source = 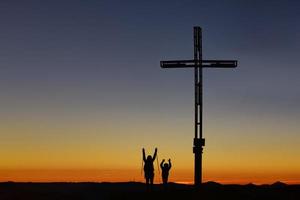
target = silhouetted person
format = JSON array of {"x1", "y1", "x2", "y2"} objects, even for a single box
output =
[
  {"x1": 142, "y1": 148, "x2": 157, "y2": 187},
  {"x1": 160, "y1": 159, "x2": 172, "y2": 186}
]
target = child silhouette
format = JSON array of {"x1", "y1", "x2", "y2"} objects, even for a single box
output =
[{"x1": 160, "y1": 158, "x2": 172, "y2": 185}]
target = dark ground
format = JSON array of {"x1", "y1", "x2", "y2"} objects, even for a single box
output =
[{"x1": 0, "y1": 181, "x2": 299, "y2": 200}]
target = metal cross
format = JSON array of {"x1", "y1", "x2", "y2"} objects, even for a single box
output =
[{"x1": 160, "y1": 26, "x2": 237, "y2": 186}]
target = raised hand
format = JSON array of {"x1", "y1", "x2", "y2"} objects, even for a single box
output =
[{"x1": 142, "y1": 148, "x2": 146, "y2": 161}]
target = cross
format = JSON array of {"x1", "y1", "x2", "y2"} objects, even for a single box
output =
[{"x1": 160, "y1": 27, "x2": 237, "y2": 187}]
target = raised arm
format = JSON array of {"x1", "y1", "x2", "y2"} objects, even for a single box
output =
[
  {"x1": 142, "y1": 148, "x2": 146, "y2": 162},
  {"x1": 168, "y1": 159, "x2": 172, "y2": 169},
  {"x1": 152, "y1": 148, "x2": 157, "y2": 161},
  {"x1": 160, "y1": 159, "x2": 165, "y2": 169}
]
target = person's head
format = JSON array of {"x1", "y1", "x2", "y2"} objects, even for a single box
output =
[
  {"x1": 164, "y1": 163, "x2": 169, "y2": 168},
  {"x1": 147, "y1": 155, "x2": 152, "y2": 161}
]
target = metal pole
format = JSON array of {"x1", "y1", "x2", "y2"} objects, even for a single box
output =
[
  {"x1": 193, "y1": 26, "x2": 199, "y2": 186},
  {"x1": 193, "y1": 26, "x2": 203, "y2": 187},
  {"x1": 194, "y1": 27, "x2": 198, "y2": 139},
  {"x1": 198, "y1": 27, "x2": 203, "y2": 186}
]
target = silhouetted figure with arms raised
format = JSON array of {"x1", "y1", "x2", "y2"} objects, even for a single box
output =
[
  {"x1": 142, "y1": 148, "x2": 157, "y2": 187},
  {"x1": 160, "y1": 159, "x2": 172, "y2": 186}
]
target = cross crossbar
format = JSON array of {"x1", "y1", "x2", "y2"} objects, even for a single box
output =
[{"x1": 160, "y1": 60, "x2": 237, "y2": 68}]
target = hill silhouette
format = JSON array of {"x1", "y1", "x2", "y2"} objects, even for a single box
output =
[{"x1": 0, "y1": 181, "x2": 300, "y2": 200}]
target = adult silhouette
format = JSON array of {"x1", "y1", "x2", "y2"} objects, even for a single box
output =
[
  {"x1": 142, "y1": 148, "x2": 157, "y2": 186},
  {"x1": 160, "y1": 159, "x2": 172, "y2": 186}
]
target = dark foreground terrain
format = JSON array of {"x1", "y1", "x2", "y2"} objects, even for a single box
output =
[{"x1": 0, "y1": 181, "x2": 299, "y2": 200}]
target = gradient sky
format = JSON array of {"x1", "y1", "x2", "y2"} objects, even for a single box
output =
[{"x1": 0, "y1": 0, "x2": 300, "y2": 184}]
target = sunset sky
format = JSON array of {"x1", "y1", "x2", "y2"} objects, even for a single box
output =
[{"x1": 0, "y1": 0, "x2": 300, "y2": 184}]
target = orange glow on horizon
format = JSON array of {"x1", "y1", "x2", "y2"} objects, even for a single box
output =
[{"x1": 1, "y1": 110, "x2": 300, "y2": 185}]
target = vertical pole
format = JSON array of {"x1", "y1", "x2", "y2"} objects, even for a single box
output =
[
  {"x1": 193, "y1": 26, "x2": 199, "y2": 186},
  {"x1": 194, "y1": 27, "x2": 199, "y2": 139},
  {"x1": 198, "y1": 27, "x2": 204, "y2": 186},
  {"x1": 193, "y1": 26, "x2": 204, "y2": 187}
]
